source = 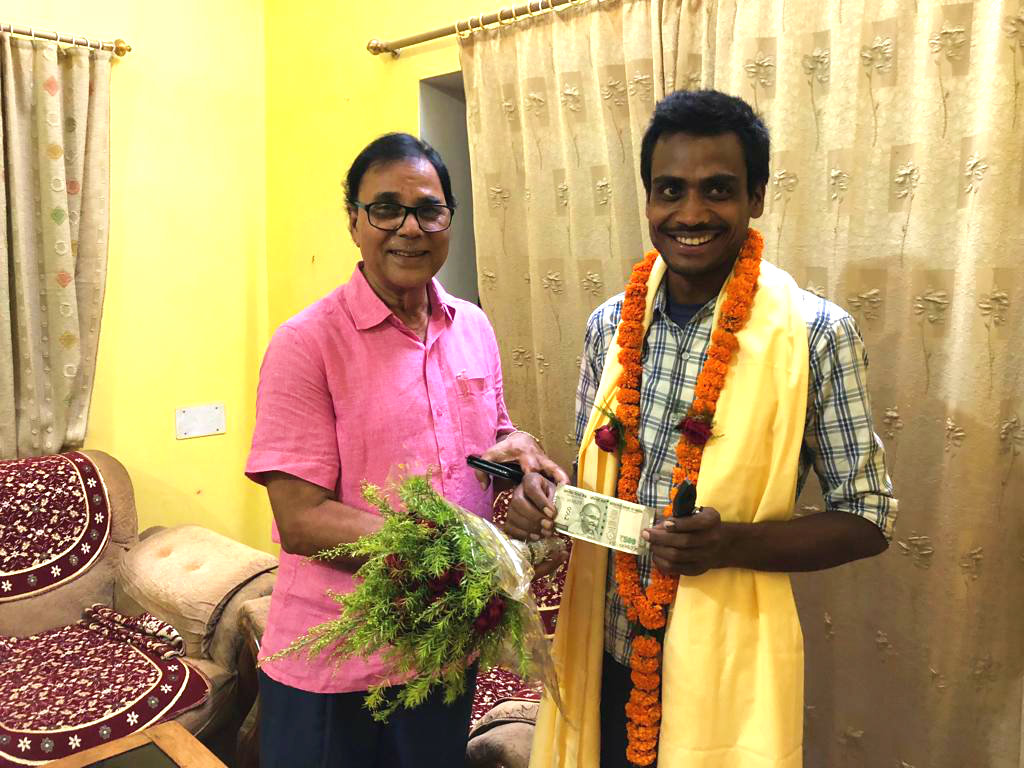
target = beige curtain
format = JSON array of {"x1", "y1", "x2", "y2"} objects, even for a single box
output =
[
  {"x1": 0, "y1": 33, "x2": 111, "y2": 458},
  {"x1": 461, "y1": 0, "x2": 1024, "y2": 765}
]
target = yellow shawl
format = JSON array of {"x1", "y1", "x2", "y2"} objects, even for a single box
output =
[{"x1": 530, "y1": 253, "x2": 809, "y2": 768}]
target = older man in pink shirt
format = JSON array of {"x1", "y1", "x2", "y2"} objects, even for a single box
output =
[{"x1": 246, "y1": 133, "x2": 567, "y2": 768}]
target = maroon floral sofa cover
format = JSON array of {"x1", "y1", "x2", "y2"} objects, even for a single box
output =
[
  {"x1": 0, "y1": 451, "x2": 276, "y2": 767},
  {"x1": 0, "y1": 606, "x2": 208, "y2": 765}
]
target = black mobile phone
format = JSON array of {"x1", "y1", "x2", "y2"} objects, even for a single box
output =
[
  {"x1": 466, "y1": 455, "x2": 525, "y2": 484},
  {"x1": 672, "y1": 480, "x2": 698, "y2": 518}
]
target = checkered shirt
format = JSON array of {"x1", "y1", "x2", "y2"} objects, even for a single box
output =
[{"x1": 573, "y1": 278, "x2": 898, "y2": 664}]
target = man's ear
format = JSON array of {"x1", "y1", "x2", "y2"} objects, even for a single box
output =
[
  {"x1": 749, "y1": 183, "x2": 766, "y2": 218},
  {"x1": 347, "y1": 206, "x2": 359, "y2": 245}
]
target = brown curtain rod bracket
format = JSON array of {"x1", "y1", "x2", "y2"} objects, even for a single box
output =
[
  {"x1": 367, "y1": 0, "x2": 592, "y2": 57},
  {"x1": 0, "y1": 22, "x2": 131, "y2": 56}
]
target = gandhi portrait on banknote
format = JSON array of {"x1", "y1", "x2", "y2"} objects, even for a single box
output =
[{"x1": 578, "y1": 502, "x2": 605, "y2": 538}]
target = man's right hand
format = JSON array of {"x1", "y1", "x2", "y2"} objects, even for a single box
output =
[{"x1": 505, "y1": 471, "x2": 559, "y2": 542}]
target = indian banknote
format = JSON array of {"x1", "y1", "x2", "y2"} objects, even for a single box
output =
[{"x1": 553, "y1": 485, "x2": 656, "y2": 555}]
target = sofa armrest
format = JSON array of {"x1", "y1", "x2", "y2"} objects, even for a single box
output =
[
  {"x1": 239, "y1": 594, "x2": 272, "y2": 650},
  {"x1": 466, "y1": 700, "x2": 538, "y2": 768},
  {"x1": 115, "y1": 525, "x2": 277, "y2": 659},
  {"x1": 235, "y1": 594, "x2": 272, "y2": 768},
  {"x1": 83, "y1": 450, "x2": 139, "y2": 547},
  {"x1": 208, "y1": 573, "x2": 276, "y2": 671}
]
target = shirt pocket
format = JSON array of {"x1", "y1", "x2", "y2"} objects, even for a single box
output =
[{"x1": 454, "y1": 373, "x2": 499, "y2": 454}]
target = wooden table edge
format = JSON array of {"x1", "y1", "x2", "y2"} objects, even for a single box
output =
[{"x1": 45, "y1": 721, "x2": 224, "y2": 767}]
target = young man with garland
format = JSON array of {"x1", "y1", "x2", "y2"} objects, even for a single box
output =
[{"x1": 505, "y1": 90, "x2": 897, "y2": 767}]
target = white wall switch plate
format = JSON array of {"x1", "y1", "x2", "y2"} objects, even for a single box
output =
[{"x1": 175, "y1": 403, "x2": 226, "y2": 440}]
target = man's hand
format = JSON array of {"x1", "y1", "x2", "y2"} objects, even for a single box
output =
[
  {"x1": 474, "y1": 432, "x2": 571, "y2": 489},
  {"x1": 533, "y1": 547, "x2": 569, "y2": 579},
  {"x1": 643, "y1": 507, "x2": 725, "y2": 577},
  {"x1": 505, "y1": 472, "x2": 558, "y2": 542}
]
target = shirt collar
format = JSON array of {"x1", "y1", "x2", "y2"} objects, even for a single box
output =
[{"x1": 344, "y1": 264, "x2": 457, "y2": 332}]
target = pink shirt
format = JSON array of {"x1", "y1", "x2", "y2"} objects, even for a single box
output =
[{"x1": 246, "y1": 265, "x2": 514, "y2": 693}]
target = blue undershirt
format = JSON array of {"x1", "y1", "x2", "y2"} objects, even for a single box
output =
[{"x1": 665, "y1": 296, "x2": 705, "y2": 328}]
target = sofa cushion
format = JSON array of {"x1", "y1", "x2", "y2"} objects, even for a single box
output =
[
  {"x1": 0, "y1": 614, "x2": 207, "y2": 766},
  {"x1": 0, "y1": 451, "x2": 136, "y2": 637},
  {"x1": 117, "y1": 525, "x2": 277, "y2": 658}
]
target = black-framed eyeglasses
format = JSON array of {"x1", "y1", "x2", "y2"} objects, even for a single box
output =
[{"x1": 354, "y1": 201, "x2": 455, "y2": 233}]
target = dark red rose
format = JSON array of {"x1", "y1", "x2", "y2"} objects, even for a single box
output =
[
  {"x1": 594, "y1": 424, "x2": 620, "y2": 452},
  {"x1": 448, "y1": 566, "x2": 464, "y2": 587},
  {"x1": 427, "y1": 572, "x2": 451, "y2": 594},
  {"x1": 485, "y1": 595, "x2": 505, "y2": 621},
  {"x1": 680, "y1": 418, "x2": 713, "y2": 446},
  {"x1": 473, "y1": 596, "x2": 507, "y2": 634}
]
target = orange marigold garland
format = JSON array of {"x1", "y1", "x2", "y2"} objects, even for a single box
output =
[{"x1": 609, "y1": 229, "x2": 763, "y2": 767}]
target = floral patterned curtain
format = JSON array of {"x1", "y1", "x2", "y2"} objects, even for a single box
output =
[
  {"x1": 0, "y1": 34, "x2": 111, "y2": 457},
  {"x1": 461, "y1": 0, "x2": 1024, "y2": 764}
]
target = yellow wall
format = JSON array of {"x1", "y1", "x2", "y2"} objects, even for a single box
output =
[
  {"x1": 5, "y1": 0, "x2": 272, "y2": 549},
  {"x1": 264, "y1": 1, "x2": 483, "y2": 328},
  {"x1": 3, "y1": 1, "x2": 481, "y2": 550}
]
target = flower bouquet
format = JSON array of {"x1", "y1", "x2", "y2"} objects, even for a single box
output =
[{"x1": 271, "y1": 473, "x2": 559, "y2": 721}]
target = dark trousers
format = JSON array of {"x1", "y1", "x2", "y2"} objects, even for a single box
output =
[
  {"x1": 258, "y1": 667, "x2": 477, "y2": 768},
  {"x1": 600, "y1": 652, "x2": 633, "y2": 768}
]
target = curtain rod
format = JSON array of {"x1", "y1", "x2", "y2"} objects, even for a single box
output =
[
  {"x1": 367, "y1": 0, "x2": 592, "y2": 58},
  {"x1": 0, "y1": 22, "x2": 131, "y2": 56}
]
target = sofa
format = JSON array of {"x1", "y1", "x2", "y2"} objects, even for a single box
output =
[{"x1": 0, "y1": 450, "x2": 277, "y2": 765}]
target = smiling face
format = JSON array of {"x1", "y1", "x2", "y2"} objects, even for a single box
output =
[
  {"x1": 347, "y1": 156, "x2": 451, "y2": 298},
  {"x1": 645, "y1": 131, "x2": 765, "y2": 303}
]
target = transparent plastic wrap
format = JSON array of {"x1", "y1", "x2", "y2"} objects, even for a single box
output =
[
  {"x1": 265, "y1": 470, "x2": 563, "y2": 721},
  {"x1": 459, "y1": 505, "x2": 564, "y2": 707}
]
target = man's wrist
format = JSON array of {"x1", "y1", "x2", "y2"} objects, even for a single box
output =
[
  {"x1": 716, "y1": 521, "x2": 746, "y2": 569},
  {"x1": 504, "y1": 428, "x2": 542, "y2": 448}
]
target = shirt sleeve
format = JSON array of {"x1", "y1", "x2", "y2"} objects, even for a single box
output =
[
  {"x1": 245, "y1": 324, "x2": 340, "y2": 492},
  {"x1": 574, "y1": 303, "x2": 614, "y2": 447},
  {"x1": 803, "y1": 314, "x2": 897, "y2": 539}
]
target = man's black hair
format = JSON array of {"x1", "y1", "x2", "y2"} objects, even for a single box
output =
[
  {"x1": 640, "y1": 90, "x2": 770, "y2": 197},
  {"x1": 344, "y1": 132, "x2": 456, "y2": 209}
]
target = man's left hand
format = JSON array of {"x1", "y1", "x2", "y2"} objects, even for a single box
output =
[
  {"x1": 475, "y1": 432, "x2": 571, "y2": 489},
  {"x1": 532, "y1": 547, "x2": 569, "y2": 579},
  {"x1": 643, "y1": 507, "x2": 727, "y2": 577}
]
